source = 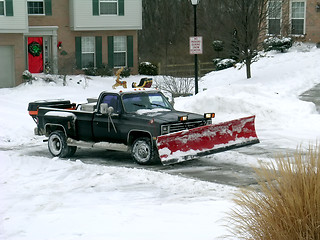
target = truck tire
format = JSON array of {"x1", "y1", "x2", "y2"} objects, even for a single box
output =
[
  {"x1": 48, "y1": 130, "x2": 77, "y2": 158},
  {"x1": 131, "y1": 137, "x2": 159, "y2": 165}
]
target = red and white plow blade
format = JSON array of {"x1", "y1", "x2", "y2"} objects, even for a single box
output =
[{"x1": 156, "y1": 115, "x2": 259, "y2": 165}]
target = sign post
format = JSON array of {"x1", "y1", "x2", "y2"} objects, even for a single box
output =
[{"x1": 190, "y1": 36, "x2": 202, "y2": 94}]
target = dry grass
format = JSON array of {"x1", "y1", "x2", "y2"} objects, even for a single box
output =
[{"x1": 229, "y1": 145, "x2": 320, "y2": 240}]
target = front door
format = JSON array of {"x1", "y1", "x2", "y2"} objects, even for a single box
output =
[
  {"x1": 93, "y1": 94, "x2": 124, "y2": 142},
  {"x1": 28, "y1": 37, "x2": 43, "y2": 73}
]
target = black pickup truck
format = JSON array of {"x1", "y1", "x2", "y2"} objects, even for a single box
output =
[{"x1": 28, "y1": 89, "x2": 214, "y2": 165}]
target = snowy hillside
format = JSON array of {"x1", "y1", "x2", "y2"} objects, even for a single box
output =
[
  {"x1": 1, "y1": 43, "x2": 320, "y2": 240},
  {"x1": 175, "y1": 44, "x2": 320, "y2": 153}
]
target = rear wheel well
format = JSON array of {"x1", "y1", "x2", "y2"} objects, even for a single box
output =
[{"x1": 45, "y1": 124, "x2": 66, "y2": 137}]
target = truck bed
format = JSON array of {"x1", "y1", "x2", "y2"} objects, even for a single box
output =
[{"x1": 28, "y1": 99, "x2": 98, "y2": 141}]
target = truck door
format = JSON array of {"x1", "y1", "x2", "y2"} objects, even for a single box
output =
[{"x1": 93, "y1": 94, "x2": 124, "y2": 143}]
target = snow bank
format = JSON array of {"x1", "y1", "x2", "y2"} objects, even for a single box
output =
[
  {"x1": 0, "y1": 44, "x2": 320, "y2": 239},
  {"x1": 175, "y1": 45, "x2": 320, "y2": 149}
]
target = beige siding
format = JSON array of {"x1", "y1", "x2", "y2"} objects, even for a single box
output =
[
  {"x1": 69, "y1": 0, "x2": 75, "y2": 29},
  {"x1": 0, "y1": 0, "x2": 28, "y2": 33},
  {"x1": 70, "y1": 0, "x2": 142, "y2": 31}
]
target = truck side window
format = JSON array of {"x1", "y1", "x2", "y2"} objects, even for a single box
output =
[{"x1": 102, "y1": 95, "x2": 121, "y2": 113}]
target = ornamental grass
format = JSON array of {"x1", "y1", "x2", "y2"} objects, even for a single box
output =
[{"x1": 229, "y1": 145, "x2": 320, "y2": 240}]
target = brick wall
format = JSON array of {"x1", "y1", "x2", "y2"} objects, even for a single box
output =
[
  {"x1": 306, "y1": 0, "x2": 320, "y2": 43},
  {"x1": 262, "y1": 0, "x2": 320, "y2": 44},
  {"x1": 28, "y1": 0, "x2": 139, "y2": 75}
]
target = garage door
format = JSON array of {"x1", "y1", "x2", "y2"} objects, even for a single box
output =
[{"x1": 0, "y1": 46, "x2": 15, "y2": 88}]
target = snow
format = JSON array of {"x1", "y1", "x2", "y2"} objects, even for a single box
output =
[
  {"x1": 136, "y1": 108, "x2": 171, "y2": 115},
  {"x1": 175, "y1": 44, "x2": 320, "y2": 151},
  {"x1": 1, "y1": 43, "x2": 320, "y2": 239},
  {"x1": 157, "y1": 116, "x2": 259, "y2": 163},
  {"x1": 45, "y1": 111, "x2": 77, "y2": 118}
]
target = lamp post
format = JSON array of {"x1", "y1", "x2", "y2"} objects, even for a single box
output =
[{"x1": 191, "y1": 0, "x2": 200, "y2": 95}]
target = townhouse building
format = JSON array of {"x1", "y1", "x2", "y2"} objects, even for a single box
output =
[
  {"x1": 267, "y1": 0, "x2": 320, "y2": 42},
  {"x1": 0, "y1": 0, "x2": 142, "y2": 88}
]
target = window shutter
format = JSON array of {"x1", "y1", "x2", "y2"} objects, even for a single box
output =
[
  {"x1": 95, "y1": 36, "x2": 102, "y2": 68},
  {"x1": 44, "y1": 0, "x2": 52, "y2": 16},
  {"x1": 5, "y1": 0, "x2": 13, "y2": 16},
  {"x1": 92, "y1": 0, "x2": 99, "y2": 16},
  {"x1": 118, "y1": 0, "x2": 124, "y2": 16},
  {"x1": 75, "y1": 37, "x2": 82, "y2": 69},
  {"x1": 127, "y1": 36, "x2": 133, "y2": 68},
  {"x1": 108, "y1": 36, "x2": 114, "y2": 68}
]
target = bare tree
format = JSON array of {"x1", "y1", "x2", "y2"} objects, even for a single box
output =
[
  {"x1": 154, "y1": 75, "x2": 194, "y2": 96},
  {"x1": 139, "y1": 0, "x2": 193, "y2": 68},
  {"x1": 139, "y1": 0, "x2": 292, "y2": 79},
  {"x1": 138, "y1": 0, "x2": 222, "y2": 69},
  {"x1": 219, "y1": 0, "x2": 268, "y2": 79}
]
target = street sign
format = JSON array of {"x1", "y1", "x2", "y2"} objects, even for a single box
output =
[{"x1": 189, "y1": 36, "x2": 203, "y2": 55}]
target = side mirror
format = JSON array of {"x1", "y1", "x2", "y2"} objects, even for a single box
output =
[
  {"x1": 100, "y1": 103, "x2": 108, "y2": 114},
  {"x1": 108, "y1": 106, "x2": 114, "y2": 115}
]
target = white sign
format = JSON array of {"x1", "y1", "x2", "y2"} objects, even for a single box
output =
[{"x1": 189, "y1": 36, "x2": 203, "y2": 55}]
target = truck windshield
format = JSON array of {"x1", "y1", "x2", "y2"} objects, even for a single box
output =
[{"x1": 122, "y1": 92, "x2": 173, "y2": 113}]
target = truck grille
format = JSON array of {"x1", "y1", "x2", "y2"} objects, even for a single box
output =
[{"x1": 161, "y1": 120, "x2": 206, "y2": 135}]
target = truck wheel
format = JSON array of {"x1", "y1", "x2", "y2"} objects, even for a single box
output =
[
  {"x1": 131, "y1": 137, "x2": 159, "y2": 165},
  {"x1": 48, "y1": 130, "x2": 75, "y2": 158}
]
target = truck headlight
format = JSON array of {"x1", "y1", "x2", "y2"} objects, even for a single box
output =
[
  {"x1": 204, "y1": 113, "x2": 215, "y2": 119},
  {"x1": 161, "y1": 125, "x2": 169, "y2": 134},
  {"x1": 178, "y1": 116, "x2": 188, "y2": 121}
]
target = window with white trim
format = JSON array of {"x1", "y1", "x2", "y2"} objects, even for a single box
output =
[
  {"x1": 291, "y1": 1, "x2": 305, "y2": 35},
  {"x1": 114, "y1": 36, "x2": 127, "y2": 67},
  {"x1": 81, "y1": 37, "x2": 95, "y2": 68},
  {"x1": 27, "y1": 0, "x2": 44, "y2": 15},
  {"x1": 100, "y1": 0, "x2": 118, "y2": 15},
  {"x1": 0, "y1": 0, "x2": 5, "y2": 15},
  {"x1": 268, "y1": 0, "x2": 282, "y2": 35}
]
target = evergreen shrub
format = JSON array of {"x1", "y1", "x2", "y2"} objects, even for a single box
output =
[
  {"x1": 83, "y1": 67, "x2": 98, "y2": 76},
  {"x1": 138, "y1": 62, "x2": 158, "y2": 76},
  {"x1": 264, "y1": 37, "x2": 293, "y2": 52},
  {"x1": 84, "y1": 64, "x2": 113, "y2": 76},
  {"x1": 22, "y1": 70, "x2": 33, "y2": 82},
  {"x1": 212, "y1": 40, "x2": 224, "y2": 52},
  {"x1": 213, "y1": 58, "x2": 236, "y2": 71},
  {"x1": 120, "y1": 67, "x2": 131, "y2": 78},
  {"x1": 97, "y1": 64, "x2": 113, "y2": 76}
]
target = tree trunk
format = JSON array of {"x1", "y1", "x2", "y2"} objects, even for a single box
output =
[{"x1": 246, "y1": 59, "x2": 251, "y2": 79}]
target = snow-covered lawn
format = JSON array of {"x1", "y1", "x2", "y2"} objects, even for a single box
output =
[{"x1": 1, "y1": 43, "x2": 320, "y2": 239}]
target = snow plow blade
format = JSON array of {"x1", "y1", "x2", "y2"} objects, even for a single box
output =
[{"x1": 156, "y1": 115, "x2": 259, "y2": 165}]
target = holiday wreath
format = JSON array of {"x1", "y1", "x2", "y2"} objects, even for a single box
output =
[{"x1": 28, "y1": 41, "x2": 42, "y2": 57}]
